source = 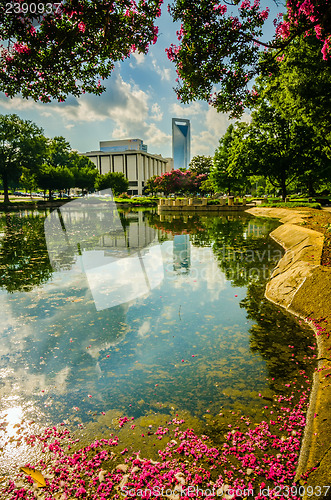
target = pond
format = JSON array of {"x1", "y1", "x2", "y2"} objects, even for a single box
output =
[{"x1": 0, "y1": 202, "x2": 317, "y2": 476}]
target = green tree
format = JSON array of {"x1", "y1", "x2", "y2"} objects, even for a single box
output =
[
  {"x1": 1, "y1": 1, "x2": 330, "y2": 117},
  {"x1": 47, "y1": 136, "x2": 71, "y2": 168},
  {"x1": 144, "y1": 175, "x2": 159, "y2": 196},
  {"x1": 20, "y1": 167, "x2": 38, "y2": 196},
  {"x1": 37, "y1": 136, "x2": 72, "y2": 199},
  {"x1": 189, "y1": 155, "x2": 213, "y2": 176},
  {"x1": 95, "y1": 171, "x2": 129, "y2": 195},
  {"x1": 200, "y1": 177, "x2": 215, "y2": 196},
  {"x1": 37, "y1": 165, "x2": 75, "y2": 198},
  {"x1": 238, "y1": 101, "x2": 331, "y2": 199},
  {"x1": 260, "y1": 35, "x2": 331, "y2": 153},
  {"x1": 0, "y1": 114, "x2": 46, "y2": 203},
  {"x1": 211, "y1": 123, "x2": 249, "y2": 196},
  {"x1": 69, "y1": 152, "x2": 98, "y2": 192}
]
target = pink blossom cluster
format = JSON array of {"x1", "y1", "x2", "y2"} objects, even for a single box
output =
[
  {"x1": 213, "y1": 4, "x2": 227, "y2": 15},
  {"x1": 12, "y1": 42, "x2": 31, "y2": 54},
  {"x1": 277, "y1": 0, "x2": 331, "y2": 60}
]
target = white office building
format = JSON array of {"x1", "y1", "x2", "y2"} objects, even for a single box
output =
[{"x1": 83, "y1": 139, "x2": 173, "y2": 195}]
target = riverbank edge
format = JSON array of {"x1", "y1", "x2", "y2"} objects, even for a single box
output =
[{"x1": 246, "y1": 207, "x2": 331, "y2": 494}]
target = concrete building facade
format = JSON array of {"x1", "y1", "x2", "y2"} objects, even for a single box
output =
[
  {"x1": 83, "y1": 140, "x2": 173, "y2": 195},
  {"x1": 100, "y1": 138, "x2": 147, "y2": 153},
  {"x1": 172, "y1": 118, "x2": 191, "y2": 170}
]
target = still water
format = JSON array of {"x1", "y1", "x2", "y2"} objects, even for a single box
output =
[{"x1": 0, "y1": 204, "x2": 316, "y2": 470}]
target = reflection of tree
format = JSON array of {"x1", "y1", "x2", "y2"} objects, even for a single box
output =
[
  {"x1": 0, "y1": 213, "x2": 53, "y2": 292},
  {"x1": 146, "y1": 211, "x2": 317, "y2": 396},
  {"x1": 240, "y1": 282, "x2": 316, "y2": 393},
  {"x1": 212, "y1": 223, "x2": 282, "y2": 287},
  {"x1": 146, "y1": 212, "x2": 282, "y2": 287},
  {"x1": 145, "y1": 212, "x2": 204, "y2": 236}
]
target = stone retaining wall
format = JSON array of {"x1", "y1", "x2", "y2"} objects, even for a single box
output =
[{"x1": 246, "y1": 207, "x2": 331, "y2": 496}]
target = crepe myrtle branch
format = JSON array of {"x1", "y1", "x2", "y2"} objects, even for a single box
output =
[
  {"x1": 0, "y1": 0, "x2": 330, "y2": 115},
  {"x1": 165, "y1": 0, "x2": 331, "y2": 117}
]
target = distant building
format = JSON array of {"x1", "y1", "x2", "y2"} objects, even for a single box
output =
[
  {"x1": 100, "y1": 138, "x2": 147, "y2": 153},
  {"x1": 83, "y1": 139, "x2": 173, "y2": 196},
  {"x1": 172, "y1": 118, "x2": 190, "y2": 170}
]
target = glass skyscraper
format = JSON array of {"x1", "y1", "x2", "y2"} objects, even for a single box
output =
[{"x1": 172, "y1": 118, "x2": 190, "y2": 169}]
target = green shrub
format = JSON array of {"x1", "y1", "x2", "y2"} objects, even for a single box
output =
[
  {"x1": 260, "y1": 202, "x2": 321, "y2": 209},
  {"x1": 114, "y1": 197, "x2": 158, "y2": 206}
]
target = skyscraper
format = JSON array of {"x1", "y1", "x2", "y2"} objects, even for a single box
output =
[{"x1": 172, "y1": 118, "x2": 190, "y2": 169}]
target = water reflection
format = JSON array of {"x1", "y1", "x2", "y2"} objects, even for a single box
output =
[
  {"x1": 0, "y1": 208, "x2": 317, "y2": 469},
  {"x1": 44, "y1": 193, "x2": 164, "y2": 310},
  {"x1": 0, "y1": 211, "x2": 52, "y2": 292}
]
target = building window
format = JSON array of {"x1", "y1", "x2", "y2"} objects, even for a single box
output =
[{"x1": 129, "y1": 181, "x2": 138, "y2": 186}]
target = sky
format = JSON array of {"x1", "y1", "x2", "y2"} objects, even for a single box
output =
[{"x1": 0, "y1": 1, "x2": 283, "y2": 160}]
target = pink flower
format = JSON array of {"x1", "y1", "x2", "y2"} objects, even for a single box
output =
[{"x1": 78, "y1": 22, "x2": 86, "y2": 33}]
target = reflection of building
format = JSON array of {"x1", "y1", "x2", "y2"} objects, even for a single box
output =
[
  {"x1": 97, "y1": 212, "x2": 158, "y2": 254},
  {"x1": 83, "y1": 139, "x2": 173, "y2": 196},
  {"x1": 173, "y1": 234, "x2": 191, "y2": 273},
  {"x1": 172, "y1": 118, "x2": 190, "y2": 170},
  {"x1": 246, "y1": 222, "x2": 268, "y2": 237}
]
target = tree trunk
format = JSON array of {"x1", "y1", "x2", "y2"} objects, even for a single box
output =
[
  {"x1": 281, "y1": 177, "x2": 287, "y2": 201},
  {"x1": 48, "y1": 189, "x2": 52, "y2": 201},
  {"x1": 307, "y1": 174, "x2": 315, "y2": 197},
  {"x1": 2, "y1": 172, "x2": 10, "y2": 204}
]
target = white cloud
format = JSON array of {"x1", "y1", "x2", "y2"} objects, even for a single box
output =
[
  {"x1": 144, "y1": 122, "x2": 171, "y2": 151},
  {"x1": 191, "y1": 107, "x2": 251, "y2": 157},
  {"x1": 130, "y1": 52, "x2": 146, "y2": 66},
  {"x1": 171, "y1": 101, "x2": 203, "y2": 117},
  {"x1": 151, "y1": 58, "x2": 172, "y2": 81},
  {"x1": 151, "y1": 102, "x2": 163, "y2": 121}
]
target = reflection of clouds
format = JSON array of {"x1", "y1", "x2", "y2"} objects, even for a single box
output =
[
  {"x1": 138, "y1": 320, "x2": 151, "y2": 338},
  {"x1": 84, "y1": 244, "x2": 164, "y2": 311},
  {"x1": 160, "y1": 305, "x2": 177, "y2": 321},
  {"x1": 0, "y1": 368, "x2": 47, "y2": 397},
  {"x1": 54, "y1": 366, "x2": 71, "y2": 393},
  {"x1": 0, "y1": 267, "x2": 131, "y2": 400}
]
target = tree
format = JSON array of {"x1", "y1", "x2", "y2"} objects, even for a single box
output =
[
  {"x1": 0, "y1": 0, "x2": 162, "y2": 103},
  {"x1": 37, "y1": 136, "x2": 72, "y2": 199},
  {"x1": 144, "y1": 174, "x2": 159, "y2": 196},
  {"x1": 37, "y1": 165, "x2": 75, "y2": 198},
  {"x1": 69, "y1": 152, "x2": 98, "y2": 192},
  {"x1": 259, "y1": 34, "x2": 331, "y2": 151},
  {"x1": 234, "y1": 101, "x2": 331, "y2": 199},
  {"x1": 211, "y1": 123, "x2": 249, "y2": 195},
  {"x1": 166, "y1": 0, "x2": 331, "y2": 117},
  {"x1": 20, "y1": 167, "x2": 38, "y2": 196},
  {"x1": 95, "y1": 171, "x2": 129, "y2": 195},
  {"x1": 0, "y1": 114, "x2": 46, "y2": 203},
  {"x1": 153, "y1": 169, "x2": 207, "y2": 196},
  {"x1": 200, "y1": 177, "x2": 215, "y2": 196},
  {"x1": 189, "y1": 155, "x2": 213, "y2": 176}
]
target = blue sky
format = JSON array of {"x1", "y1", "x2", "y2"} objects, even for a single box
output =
[{"x1": 0, "y1": 1, "x2": 283, "y2": 160}]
